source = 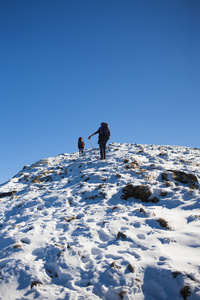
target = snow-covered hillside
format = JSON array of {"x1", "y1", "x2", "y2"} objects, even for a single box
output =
[{"x1": 0, "y1": 143, "x2": 200, "y2": 300}]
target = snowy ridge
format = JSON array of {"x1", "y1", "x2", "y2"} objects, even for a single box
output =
[{"x1": 0, "y1": 143, "x2": 200, "y2": 300}]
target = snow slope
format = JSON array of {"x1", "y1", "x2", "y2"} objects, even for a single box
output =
[{"x1": 0, "y1": 143, "x2": 200, "y2": 300}]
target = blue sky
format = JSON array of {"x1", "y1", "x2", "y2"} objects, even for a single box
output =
[{"x1": 1, "y1": 0, "x2": 200, "y2": 184}]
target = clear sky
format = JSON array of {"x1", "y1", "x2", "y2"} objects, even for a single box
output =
[{"x1": 1, "y1": 0, "x2": 200, "y2": 184}]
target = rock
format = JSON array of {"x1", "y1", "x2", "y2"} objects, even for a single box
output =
[
  {"x1": 116, "y1": 232, "x2": 127, "y2": 240},
  {"x1": 128, "y1": 263, "x2": 134, "y2": 272},
  {"x1": 54, "y1": 243, "x2": 65, "y2": 249},
  {"x1": 161, "y1": 173, "x2": 169, "y2": 181},
  {"x1": 157, "y1": 218, "x2": 170, "y2": 230},
  {"x1": 149, "y1": 197, "x2": 159, "y2": 203},
  {"x1": 121, "y1": 184, "x2": 135, "y2": 199},
  {"x1": 161, "y1": 170, "x2": 198, "y2": 185},
  {"x1": 123, "y1": 158, "x2": 129, "y2": 163},
  {"x1": 0, "y1": 191, "x2": 17, "y2": 198},
  {"x1": 170, "y1": 170, "x2": 198, "y2": 184},
  {"x1": 172, "y1": 271, "x2": 181, "y2": 278},
  {"x1": 160, "y1": 191, "x2": 168, "y2": 197},
  {"x1": 139, "y1": 207, "x2": 146, "y2": 214},
  {"x1": 30, "y1": 280, "x2": 43, "y2": 289},
  {"x1": 189, "y1": 184, "x2": 199, "y2": 190},
  {"x1": 116, "y1": 173, "x2": 122, "y2": 178},
  {"x1": 13, "y1": 244, "x2": 21, "y2": 249},
  {"x1": 110, "y1": 261, "x2": 121, "y2": 269},
  {"x1": 121, "y1": 184, "x2": 152, "y2": 202},
  {"x1": 180, "y1": 285, "x2": 191, "y2": 300},
  {"x1": 125, "y1": 159, "x2": 140, "y2": 170},
  {"x1": 63, "y1": 216, "x2": 77, "y2": 222}
]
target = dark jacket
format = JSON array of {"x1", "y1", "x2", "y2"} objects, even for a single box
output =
[{"x1": 94, "y1": 128, "x2": 109, "y2": 144}]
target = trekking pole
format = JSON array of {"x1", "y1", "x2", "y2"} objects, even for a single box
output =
[{"x1": 89, "y1": 138, "x2": 98, "y2": 160}]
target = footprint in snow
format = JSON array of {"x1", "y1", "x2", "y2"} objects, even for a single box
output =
[
  {"x1": 20, "y1": 237, "x2": 31, "y2": 244},
  {"x1": 86, "y1": 218, "x2": 95, "y2": 222},
  {"x1": 121, "y1": 227, "x2": 129, "y2": 231},
  {"x1": 157, "y1": 256, "x2": 168, "y2": 266},
  {"x1": 118, "y1": 249, "x2": 141, "y2": 260},
  {"x1": 133, "y1": 222, "x2": 141, "y2": 228},
  {"x1": 137, "y1": 234, "x2": 146, "y2": 240},
  {"x1": 91, "y1": 247, "x2": 102, "y2": 256},
  {"x1": 45, "y1": 262, "x2": 60, "y2": 279},
  {"x1": 97, "y1": 229, "x2": 111, "y2": 242},
  {"x1": 91, "y1": 247, "x2": 103, "y2": 260}
]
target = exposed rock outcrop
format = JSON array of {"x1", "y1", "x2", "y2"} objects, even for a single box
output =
[{"x1": 121, "y1": 184, "x2": 158, "y2": 202}]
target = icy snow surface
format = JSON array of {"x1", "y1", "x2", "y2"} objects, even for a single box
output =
[{"x1": 0, "y1": 143, "x2": 200, "y2": 300}]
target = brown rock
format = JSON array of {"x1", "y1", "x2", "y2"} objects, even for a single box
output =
[
  {"x1": 116, "y1": 232, "x2": 127, "y2": 240},
  {"x1": 30, "y1": 280, "x2": 42, "y2": 289},
  {"x1": 0, "y1": 191, "x2": 17, "y2": 198},
  {"x1": 122, "y1": 184, "x2": 152, "y2": 202},
  {"x1": 161, "y1": 173, "x2": 169, "y2": 181},
  {"x1": 170, "y1": 170, "x2": 198, "y2": 184},
  {"x1": 128, "y1": 263, "x2": 134, "y2": 272}
]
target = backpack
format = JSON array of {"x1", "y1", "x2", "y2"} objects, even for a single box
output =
[
  {"x1": 99, "y1": 122, "x2": 110, "y2": 139},
  {"x1": 78, "y1": 137, "x2": 84, "y2": 149}
]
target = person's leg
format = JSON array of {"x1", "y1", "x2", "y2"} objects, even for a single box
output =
[
  {"x1": 99, "y1": 143, "x2": 103, "y2": 159},
  {"x1": 103, "y1": 143, "x2": 106, "y2": 159},
  {"x1": 100, "y1": 142, "x2": 106, "y2": 159}
]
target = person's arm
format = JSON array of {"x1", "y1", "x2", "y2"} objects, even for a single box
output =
[{"x1": 88, "y1": 129, "x2": 99, "y2": 139}]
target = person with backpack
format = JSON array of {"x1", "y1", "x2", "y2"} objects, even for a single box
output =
[
  {"x1": 88, "y1": 122, "x2": 110, "y2": 160},
  {"x1": 78, "y1": 137, "x2": 85, "y2": 154}
]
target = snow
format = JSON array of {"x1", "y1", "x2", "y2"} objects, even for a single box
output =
[{"x1": 0, "y1": 142, "x2": 200, "y2": 299}]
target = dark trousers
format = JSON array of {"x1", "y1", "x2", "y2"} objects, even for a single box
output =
[{"x1": 99, "y1": 141, "x2": 106, "y2": 160}]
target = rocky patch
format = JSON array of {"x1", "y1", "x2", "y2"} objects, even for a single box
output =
[
  {"x1": 121, "y1": 183, "x2": 157, "y2": 202},
  {"x1": 162, "y1": 170, "x2": 198, "y2": 185},
  {"x1": 0, "y1": 191, "x2": 17, "y2": 198}
]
